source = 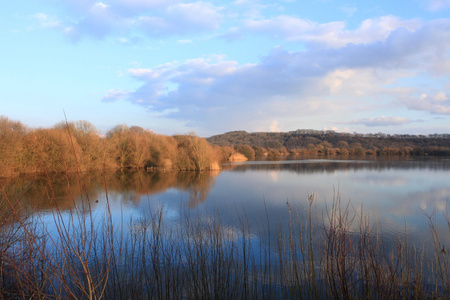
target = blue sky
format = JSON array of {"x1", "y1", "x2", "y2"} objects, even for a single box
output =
[{"x1": 1, "y1": 0, "x2": 450, "y2": 136}]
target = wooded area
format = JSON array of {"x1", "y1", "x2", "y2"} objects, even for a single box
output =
[
  {"x1": 0, "y1": 116, "x2": 228, "y2": 176},
  {"x1": 2, "y1": 116, "x2": 450, "y2": 177},
  {"x1": 207, "y1": 129, "x2": 450, "y2": 157}
]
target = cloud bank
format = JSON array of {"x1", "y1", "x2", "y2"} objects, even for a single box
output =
[
  {"x1": 53, "y1": 0, "x2": 224, "y2": 41},
  {"x1": 350, "y1": 116, "x2": 412, "y2": 127},
  {"x1": 101, "y1": 17, "x2": 450, "y2": 133},
  {"x1": 33, "y1": 1, "x2": 450, "y2": 134}
]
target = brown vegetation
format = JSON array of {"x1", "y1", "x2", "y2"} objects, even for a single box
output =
[
  {"x1": 208, "y1": 129, "x2": 450, "y2": 157},
  {"x1": 3, "y1": 115, "x2": 450, "y2": 177},
  {"x1": 0, "y1": 116, "x2": 228, "y2": 176},
  {"x1": 228, "y1": 153, "x2": 248, "y2": 162}
]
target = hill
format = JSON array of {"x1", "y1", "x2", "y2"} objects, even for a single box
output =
[{"x1": 207, "y1": 130, "x2": 450, "y2": 156}]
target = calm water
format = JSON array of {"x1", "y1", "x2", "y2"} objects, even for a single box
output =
[
  {"x1": 5, "y1": 157, "x2": 450, "y2": 252},
  {"x1": 3, "y1": 157, "x2": 449, "y2": 298}
]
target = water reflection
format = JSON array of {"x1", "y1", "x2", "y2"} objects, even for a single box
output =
[
  {"x1": 224, "y1": 157, "x2": 450, "y2": 173},
  {"x1": 2, "y1": 158, "x2": 449, "y2": 298},
  {"x1": 2, "y1": 158, "x2": 449, "y2": 250},
  {"x1": 214, "y1": 158, "x2": 449, "y2": 253},
  {"x1": 0, "y1": 169, "x2": 219, "y2": 214}
]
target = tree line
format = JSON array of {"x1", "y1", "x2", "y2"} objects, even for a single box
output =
[
  {"x1": 2, "y1": 116, "x2": 450, "y2": 177},
  {"x1": 0, "y1": 116, "x2": 231, "y2": 176},
  {"x1": 207, "y1": 130, "x2": 450, "y2": 158}
]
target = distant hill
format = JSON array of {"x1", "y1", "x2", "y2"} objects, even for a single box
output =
[{"x1": 207, "y1": 130, "x2": 450, "y2": 156}]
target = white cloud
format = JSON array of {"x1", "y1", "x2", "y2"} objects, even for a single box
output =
[
  {"x1": 62, "y1": 1, "x2": 120, "y2": 40},
  {"x1": 129, "y1": 68, "x2": 153, "y2": 77},
  {"x1": 177, "y1": 39, "x2": 193, "y2": 44},
  {"x1": 138, "y1": 2, "x2": 223, "y2": 36},
  {"x1": 110, "y1": 0, "x2": 179, "y2": 10},
  {"x1": 101, "y1": 89, "x2": 130, "y2": 102},
  {"x1": 168, "y1": 2, "x2": 222, "y2": 26},
  {"x1": 92, "y1": 2, "x2": 109, "y2": 10},
  {"x1": 350, "y1": 116, "x2": 412, "y2": 127},
  {"x1": 231, "y1": 0, "x2": 267, "y2": 19},
  {"x1": 37, "y1": 2, "x2": 449, "y2": 133},
  {"x1": 61, "y1": 0, "x2": 174, "y2": 14},
  {"x1": 269, "y1": 120, "x2": 282, "y2": 132},
  {"x1": 241, "y1": 15, "x2": 422, "y2": 48},
  {"x1": 402, "y1": 92, "x2": 450, "y2": 114},
  {"x1": 116, "y1": 18, "x2": 450, "y2": 133},
  {"x1": 34, "y1": 13, "x2": 61, "y2": 28},
  {"x1": 339, "y1": 5, "x2": 357, "y2": 17},
  {"x1": 244, "y1": 15, "x2": 343, "y2": 41},
  {"x1": 55, "y1": 0, "x2": 223, "y2": 40}
]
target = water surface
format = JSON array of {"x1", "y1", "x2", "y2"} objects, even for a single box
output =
[{"x1": 6, "y1": 157, "x2": 449, "y2": 252}]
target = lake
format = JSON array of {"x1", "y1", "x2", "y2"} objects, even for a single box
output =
[
  {"x1": 2, "y1": 156, "x2": 450, "y2": 298},
  {"x1": 8, "y1": 156, "x2": 450, "y2": 256}
]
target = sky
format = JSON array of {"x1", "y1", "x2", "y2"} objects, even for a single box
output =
[{"x1": 1, "y1": 0, "x2": 450, "y2": 137}]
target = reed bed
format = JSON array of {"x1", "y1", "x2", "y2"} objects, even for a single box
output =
[{"x1": 0, "y1": 171, "x2": 449, "y2": 299}]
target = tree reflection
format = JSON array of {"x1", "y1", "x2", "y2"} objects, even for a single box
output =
[
  {"x1": 175, "y1": 171, "x2": 218, "y2": 208},
  {"x1": 2, "y1": 169, "x2": 220, "y2": 215},
  {"x1": 223, "y1": 157, "x2": 450, "y2": 173}
]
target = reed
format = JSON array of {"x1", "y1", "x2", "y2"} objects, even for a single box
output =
[{"x1": 1, "y1": 173, "x2": 449, "y2": 299}]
